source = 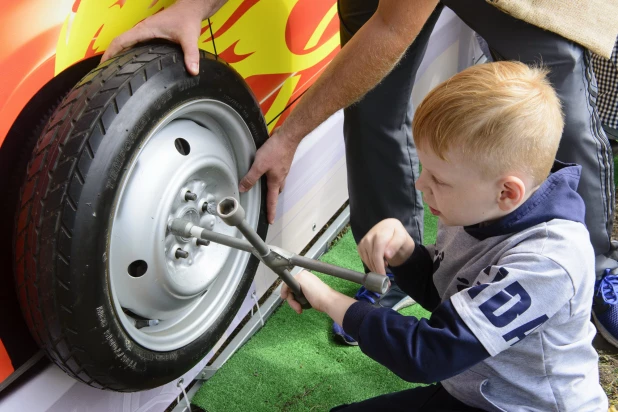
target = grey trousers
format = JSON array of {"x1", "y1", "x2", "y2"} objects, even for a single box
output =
[{"x1": 339, "y1": 0, "x2": 615, "y2": 269}]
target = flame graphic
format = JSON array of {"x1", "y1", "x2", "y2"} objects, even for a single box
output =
[
  {"x1": 206, "y1": 0, "x2": 340, "y2": 129},
  {"x1": 55, "y1": 0, "x2": 340, "y2": 130}
]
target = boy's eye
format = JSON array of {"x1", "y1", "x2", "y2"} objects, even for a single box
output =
[{"x1": 431, "y1": 175, "x2": 445, "y2": 185}]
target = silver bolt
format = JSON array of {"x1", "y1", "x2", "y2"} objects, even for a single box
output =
[
  {"x1": 185, "y1": 191, "x2": 197, "y2": 201},
  {"x1": 202, "y1": 201, "x2": 217, "y2": 215},
  {"x1": 175, "y1": 248, "x2": 189, "y2": 259},
  {"x1": 197, "y1": 239, "x2": 210, "y2": 247},
  {"x1": 135, "y1": 319, "x2": 160, "y2": 329}
]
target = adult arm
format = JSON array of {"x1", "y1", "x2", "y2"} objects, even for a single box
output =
[{"x1": 239, "y1": 0, "x2": 439, "y2": 223}]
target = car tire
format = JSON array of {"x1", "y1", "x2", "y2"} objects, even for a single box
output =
[{"x1": 13, "y1": 43, "x2": 268, "y2": 391}]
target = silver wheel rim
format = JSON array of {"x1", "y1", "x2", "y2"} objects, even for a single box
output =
[{"x1": 108, "y1": 99, "x2": 261, "y2": 351}]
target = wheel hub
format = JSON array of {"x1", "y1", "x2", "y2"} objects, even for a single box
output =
[{"x1": 108, "y1": 100, "x2": 260, "y2": 351}]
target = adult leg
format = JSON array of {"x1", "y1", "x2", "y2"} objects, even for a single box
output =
[
  {"x1": 338, "y1": 1, "x2": 444, "y2": 248},
  {"x1": 331, "y1": 383, "x2": 484, "y2": 412},
  {"x1": 442, "y1": 0, "x2": 614, "y2": 273},
  {"x1": 332, "y1": 1, "x2": 444, "y2": 345}
]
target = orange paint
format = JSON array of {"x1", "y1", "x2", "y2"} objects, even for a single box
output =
[
  {"x1": 84, "y1": 24, "x2": 105, "y2": 59},
  {"x1": 0, "y1": 24, "x2": 59, "y2": 147},
  {"x1": 0, "y1": 339, "x2": 14, "y2": 383},
  {"x1": 109, "y1": 0, "x2": 128, "y2": 9},
  {"x1": 285, "y1": 0, "x2": 338, "y2": 55},
  {"x1": 0, "y1": 0, "x2": 340, "y2": 159}
]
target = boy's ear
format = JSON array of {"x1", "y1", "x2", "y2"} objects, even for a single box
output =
[{"x1": 497, "y1": 176, "x2": 526, "y2": 212}]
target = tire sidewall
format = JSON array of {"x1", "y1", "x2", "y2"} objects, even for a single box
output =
[{"x1": 68, "y1": 51, "x2": 268, "y2": 389}]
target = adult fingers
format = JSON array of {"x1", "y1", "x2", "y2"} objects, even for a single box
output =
[
  {"x1": 178, "y1": 32, "x2": 201, "y2": 75},
  {"x1": 265, "y1": 183, "x2": 280, "y2": 224},
  {"x1": 102, "y1": 25, "x2": 152, "y2": 63},
  {"x1": 239, "y1": 162, "x2": 264, "y2": 193}
]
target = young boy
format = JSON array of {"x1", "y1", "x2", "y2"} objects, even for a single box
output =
[{"x1": 281, "y1": 61, "x2": 608, "y2": 411}]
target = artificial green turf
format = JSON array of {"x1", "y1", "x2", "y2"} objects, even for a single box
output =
[{"x1": 192, "y1": 206, "x2": 439, "y2": 411}]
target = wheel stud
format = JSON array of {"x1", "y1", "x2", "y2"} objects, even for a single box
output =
[
  {"x1": 185, "y1": 191, "x2": 197, "y2": 201},
  {"x1": 202, "y1": 201, "x2": 216, "y2": 214},
  {"x1": 197, "y1": 239, "x2": 210, "y2": 247},
  {"x1": 175, "y1": 248, "x2": 189, "y2": 259}
]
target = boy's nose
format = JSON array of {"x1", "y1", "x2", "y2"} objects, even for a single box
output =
[{"x1": 416, "y1": 171, "x2": 429, "y2": 193}]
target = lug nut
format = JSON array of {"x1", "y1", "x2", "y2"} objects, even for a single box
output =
[
  {"x1": 185, "y1": 191, "x2": 198, "y2": 201},
  {"x1": 197, "y1": 239, "x2": 210, "y2": 247},
  {"x1": 175, "y1": 248, "x2": 189, "y2": 259},
  {"x1": 202, "y1": 201, "x2": 217, "y2": 214}
]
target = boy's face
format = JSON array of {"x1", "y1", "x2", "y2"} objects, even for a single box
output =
[{"x1": 416, "y1": 146, "x2": 506, "y2": 227}]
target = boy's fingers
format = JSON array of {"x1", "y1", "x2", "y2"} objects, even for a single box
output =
[
  {"x1": 280, "y1": 284, "x2": 289, "y2": 299},
  {"x1": 386, "y1": 228, "x2": 407, "y2": 260},
  {"x1": 371, "y1": 233, "x2": 390, "y2": 275},
  {"x1": 286, "y1": 296, "x2": 302, "y2": 314}
]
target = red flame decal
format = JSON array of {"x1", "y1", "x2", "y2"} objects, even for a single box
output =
[
  {"x1": 271, "y1": 46, "x2": 339, "y2": 129},
  {"x1": 285, "y1": 0, "x2": 338, "y2": 55},
  {"x1": 218, "y1": 40, "x2": 254, "y2": 63},
  {"x1": 72, "y1": 0, "x2": 82, "y2": 13},
  {"x1": 84, "y1": 24, "x2": 104, "y2": 58},
  {"x1": 109, "y1": 0, "x2": 128, "y2": 9}
]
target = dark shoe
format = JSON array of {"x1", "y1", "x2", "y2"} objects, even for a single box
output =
[
  {"x1": 592, "y1": 268, "x2": 618, "y2": 348},
  {"x1": 332, "y1": 277, "x2": 416, "y2": 346},
  {"x1": 373, "y1": 282, "x2": 415, "y2": 311}
]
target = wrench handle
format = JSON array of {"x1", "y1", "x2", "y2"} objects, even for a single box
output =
[{"x1": 279, "y1": 268, "x2": 312, "y2": 309}]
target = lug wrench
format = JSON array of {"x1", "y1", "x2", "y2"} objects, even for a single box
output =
[{"x1": 169, "y1": 197, "x2": 390, "y2": 309}]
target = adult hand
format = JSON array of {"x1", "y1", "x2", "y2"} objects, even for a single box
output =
[
  {"x1": 239, "y1": 128, "x2": 299, "y2": 224},
  {"x1": 358, "y1": 219, "x2": 416, "y2": 275},
  {"x1": 101, "y1": 0, "x2": 227, "y2": 75}
]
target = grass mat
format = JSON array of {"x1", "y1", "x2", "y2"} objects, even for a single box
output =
[{"x1": 192, "y1": 205, "x2": 438, "y2": 411}]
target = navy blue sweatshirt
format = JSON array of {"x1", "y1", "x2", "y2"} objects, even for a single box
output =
[{"x1": 341, "y1": 162, "x2": 589, "y2": 385}]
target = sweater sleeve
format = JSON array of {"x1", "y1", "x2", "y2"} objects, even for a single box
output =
[
  {"x1": 342, "y1": 299, "x2": 490, "y2": 384},
  {"x1": 389, "y1": 245, "x2": 441, "y2": 311}
]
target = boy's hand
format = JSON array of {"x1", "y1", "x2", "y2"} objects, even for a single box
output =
[
  {"x1": 358, "y1": 218, "x2": 415, "y2": 275},
  {"x1": 281, "y1": 271, "x2": 355, "y2": 325}
]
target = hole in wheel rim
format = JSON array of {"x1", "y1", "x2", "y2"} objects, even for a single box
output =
[
  {"x1": 128, "y1": 260, "x2": 148, "y2": 277},
  {"x1": 174, "y1": 138, "x2": 190, "y2": 155}
]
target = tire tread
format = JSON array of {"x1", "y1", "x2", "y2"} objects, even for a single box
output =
[{"x1": 15, "y1": 45, "x2": 181, "y2": 389}]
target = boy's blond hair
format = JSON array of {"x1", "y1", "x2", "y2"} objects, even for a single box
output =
[{"x1": 413, "y1": 61, "x2": 564, "y2": 185}]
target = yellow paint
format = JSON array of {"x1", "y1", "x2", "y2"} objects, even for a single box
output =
[
  {"x1": 54, "y1": 0, "x2": 339, "y2": 121},
  {"x1": 56, "y1": 0, "x2": 218, "y2": 74},
  {"x1": 209, "y1": 0, "x2": 338, "y2": 77},
  {"x1": 264, "y1": 74, "x2": 299, "y2": 132}
]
